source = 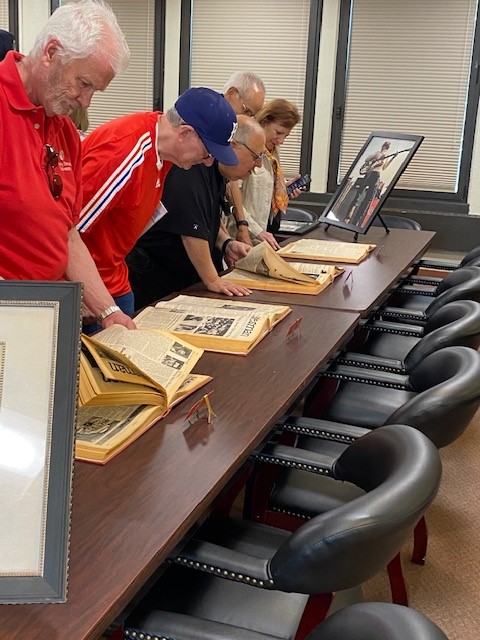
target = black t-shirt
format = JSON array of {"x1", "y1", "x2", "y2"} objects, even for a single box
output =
[{"x1": 127, "y1": 162, "x2": 226, "y2": 309}]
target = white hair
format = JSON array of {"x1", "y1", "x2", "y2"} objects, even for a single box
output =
[
  {"x1": 222, "y1": 71, "x2": 265, "y2": 98},
  {"x1": 234, "y1": 116, "x2": 263, "y2": 145},
  {"x1": 165, "y1": 106, "x2": 185, "y2": 128},
  {"x1": 29, "y1": 0, "x2": 129, "y2": 75}
]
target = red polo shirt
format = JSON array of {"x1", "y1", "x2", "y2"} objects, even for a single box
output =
[
  {"x1": 0, "y1": 51, "x2": 82, "y2": 280},
  {"x1": 78, "y1": 112, "x2": 172, "y2": 298}
]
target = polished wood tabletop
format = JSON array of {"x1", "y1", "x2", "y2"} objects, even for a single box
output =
[
  {"x1": 1, "y1": 305, "x2": 359, "y2": 640},
  {"x1": 237, "y1": 226, "x2": 435, "y2": 316}
]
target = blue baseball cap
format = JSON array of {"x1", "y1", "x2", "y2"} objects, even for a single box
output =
[{"x1": 175, "y1": 87, "x2": 238, "y2": 166}]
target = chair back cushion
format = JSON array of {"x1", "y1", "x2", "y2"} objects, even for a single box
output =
[
  {"x1": 427, "y1": 266, "x2": 480, "y2": 316},
  {"x1": 269, "y1": 425, "x2": 441, "y2": 592},
  {"x1": 404, "y1": 299, "x2": 480, "y2": 371},
  {"x1": 307, "y1": 602, "x2": 448, "y2": 640},
  {"x1": 391, "y1": 346, "x2": 480, "y2": 447},
  {"x1": 460, "y1": 244, "x2": 480, "y2": 267}
]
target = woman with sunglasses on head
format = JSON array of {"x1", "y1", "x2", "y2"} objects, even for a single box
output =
[{"x1": 226, "y1": 98, "x2": 302, "y2": 250}]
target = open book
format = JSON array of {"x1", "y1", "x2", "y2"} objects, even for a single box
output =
[
  {"x1": 77, "y1": 325, "x2": 211, "y2": 463},
  {"x1": 278, "y1": 238, "x2": 376, "y2": 264},
  {"x1": 221, "y1": 241, "x2": 343, "y2": 295},
  {"x1": 134, "y1": 294, "x2": 291, "y2": 356}
]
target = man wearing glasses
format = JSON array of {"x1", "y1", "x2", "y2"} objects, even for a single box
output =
[
  {"x1": 0, "y1": 1, "x2": 137, "y2": 330},
  {"x1": 78, "y1": 87, "x2": 238, "y2": 327},
  {"x1": 127, "y1": 115, "x2": 266, "y2": 310},
  {"x1": 222, "y1": 71, "x2": 266, "y2": 119},
  {"x1": 221, "y1": 72, "x2": 266, "y2": 246}
]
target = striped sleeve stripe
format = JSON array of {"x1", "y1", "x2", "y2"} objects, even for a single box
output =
[{"x1": 77, "y1": 132, "x2": 153, "y2": 232}]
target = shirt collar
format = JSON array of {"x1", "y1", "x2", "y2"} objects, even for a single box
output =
[{"x1": 154, "y1": 113, "x2": 163, "y2": 170}]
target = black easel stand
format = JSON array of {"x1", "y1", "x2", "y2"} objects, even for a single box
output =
[{"x1": 376, "y1": 213, "x2": 390, "y2": 234}]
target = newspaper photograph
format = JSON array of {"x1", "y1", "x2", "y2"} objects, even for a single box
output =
[
  {"x1": 76, "y1": 405, "x2": 148, "y2": 444},
  {"x1": 135, "y1": 305, "x2": 266, "y2": 342}
]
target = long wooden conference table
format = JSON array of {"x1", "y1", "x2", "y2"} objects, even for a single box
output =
[
  {"x1": 249, "y1": 226, "x2": 436, "y2": 316},
  {"x1": 0, "y1": 227, "x2": 434, "y2": 640}
]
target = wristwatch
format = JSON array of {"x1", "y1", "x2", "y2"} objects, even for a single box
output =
[
  {"x1": 236, "y1": 220, "x2": 249, "y2": 228},
  {"x1": 98, "y1": 305, "x2": 121, "y2": 324}
]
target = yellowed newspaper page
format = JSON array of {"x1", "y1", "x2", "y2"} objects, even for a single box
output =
[
  {"x1": 278, "y1": 239, "x2": 376, "y2": 263},
  {"x1": 81, "y1": 335, "x2": 163, "y2": 390},
  {"x1": 135, "y1": 297, "x2": 289, "y2": 345},
  {"x1": 289, "y1": 262, "x2": 344, "y2": 282},
  {"x1": 75, "y1": 404, "x2": 163, "y2": 462},
  {"x1": 87, "y1": 326, "x2": 204, "y2": 404},
  {"x1": 234, "y1": 241, "x2": 313, "y2": 284},
  {"x1": 155, "y1": 295, "x2": 290, "y2": 324}
]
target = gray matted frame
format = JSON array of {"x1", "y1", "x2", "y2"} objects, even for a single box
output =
[{"x1": 0, "y1": 281, "x2": 82, "y2": 604}]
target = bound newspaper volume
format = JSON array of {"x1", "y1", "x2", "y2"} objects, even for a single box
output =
[
  {"x1": 278, "y1": 238, "x2": 376, "y2": 264},
  {"x1": 77, "y1": 325, "x2": 211, "y2": 463},
  {"x1": 134, "y1": 294, "x2": 292, "y2": 356},
  {"x1": 221, "y1": 241, "x2": 343, "y2": 294}
]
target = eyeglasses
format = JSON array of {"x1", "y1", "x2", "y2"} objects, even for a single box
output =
[
  {"x1": 44, "y1": 144, "x2": 63, "y2": 200},
  {"x1": 237, "y1": 90, "x2": 255, "y2": 117},
  {"x1": 239, "y1": 141, "x2": 265, "y2": 164}
]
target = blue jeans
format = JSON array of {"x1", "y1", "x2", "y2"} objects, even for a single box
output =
[{"x1": 83, "y1": 290, "x2": 135, "y2": 335}]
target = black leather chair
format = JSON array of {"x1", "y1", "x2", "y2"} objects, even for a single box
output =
[
  {"x1": 307, "y1": 603, "x2": 449, "y2": 640},
  {"x1": 267, "y1": 346, "x2": 480, "y2": 579},
  {"x1": 414, "y1": 244, "x2": 480, "y2": 278},
  {"x1": 381, "y1": 266, "x2": 480, "y2": 321},
  {"x1": 125, "y1": 602, "x2": 449, "y2": 640},
  {"x1": 314, "y1": 346, "x2": 480, "y2": 449},
  {"x1": 284, "y1": 205, "x2": 319, "y2": 222},
  {"x1": 124, "y1": 425, "x2": 441, "y2": 639},
  {"x1": 372, "y1": 214, "x2": 422, "y2": 230},
  {"x1": 335, "y1": 299, "x2": 480, "y2": 374}
]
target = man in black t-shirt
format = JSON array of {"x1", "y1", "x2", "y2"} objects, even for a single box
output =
[{"x1": 127, "y1": 116, "x2": 266, "y2": 310}]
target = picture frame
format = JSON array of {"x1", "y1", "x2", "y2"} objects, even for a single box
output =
[
  {"x1": 0, "y1": 281, "x2": 82, "y2": 604},
  {"x1": 320, "y1": 131, "x2": 424, "y2": 235}
]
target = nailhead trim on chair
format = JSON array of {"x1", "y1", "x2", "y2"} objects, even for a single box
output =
[
  {"x1": 271, "y1": 506, "x2": 311, "y2": 520},
  {"x1": 125, "y1": 631, "x2": 173, "y2": 640},
  {"x1": 355, "y1": 323, "x2": 420, "y2": 336},
  {"x1": 335, "y1": 358, "x2": 404, "y2": 374},
  {"x1": 172, "y1": 556, "x2": 275, "y2": 588},
  {"x1": 379, "y1": 310, "x2": 426, "y2": 321},
  {"x1": 323, "y1": 371, "x2": 406, "y2": 389},
  {"x1": 255, "y1": 453, "x2": 332, "y2": 475},
  {"x1": 396, "y1": 287, "x2": 436, "y2": 297},
  {"x1": 281, "y1": 423, "x2": 357, "y2": 443}
]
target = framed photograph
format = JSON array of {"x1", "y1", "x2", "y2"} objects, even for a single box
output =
[
  {"x1": 320, "y1": 131, "x2": 424, "y2": 235},
  {"x1": 0, "y1": 281, "x2": 82, "y2": 604}
]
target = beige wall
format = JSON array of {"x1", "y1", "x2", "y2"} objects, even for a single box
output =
[
  {"x1": 18, "y1": 0, "x2": 49, "y2": 54},
  {"x1": 19, "y1": 0, "x2": 480, "y2": 213}
]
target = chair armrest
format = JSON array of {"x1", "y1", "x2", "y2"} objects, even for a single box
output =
[
  {"x1": 172, "y1": 539, "x2": 273, "y2": 589},
  {"x1": 415, "y1": 257, "x2": 458, "y2": 271},
  {"x1": 362, "y1": 319, "x2": 424, "y2": 337},
  {"x1": 276, "y1": 416, "x2": 369, "y2": 442},
  {"x1": 404, "y1": 275, "x2": 442, "y2": 286},
  {"x1": 323, "y1": 363, "x2": 409, "y2": 389},
  {"x1": 394, "y1": 284, "x2": 437, "y2": 297},
  {"x1": 254, "y1": 443, "x2": 335, "y2": 476},
  {"x1": 126, "y1": 611, "x2": 280, "y2": 640},
  {"x1": 335, "y1": 352, "x2": 405, "y2": 374},
  {"x1": 376, "y1": 306, "x2": 427, "y2": 323}
]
